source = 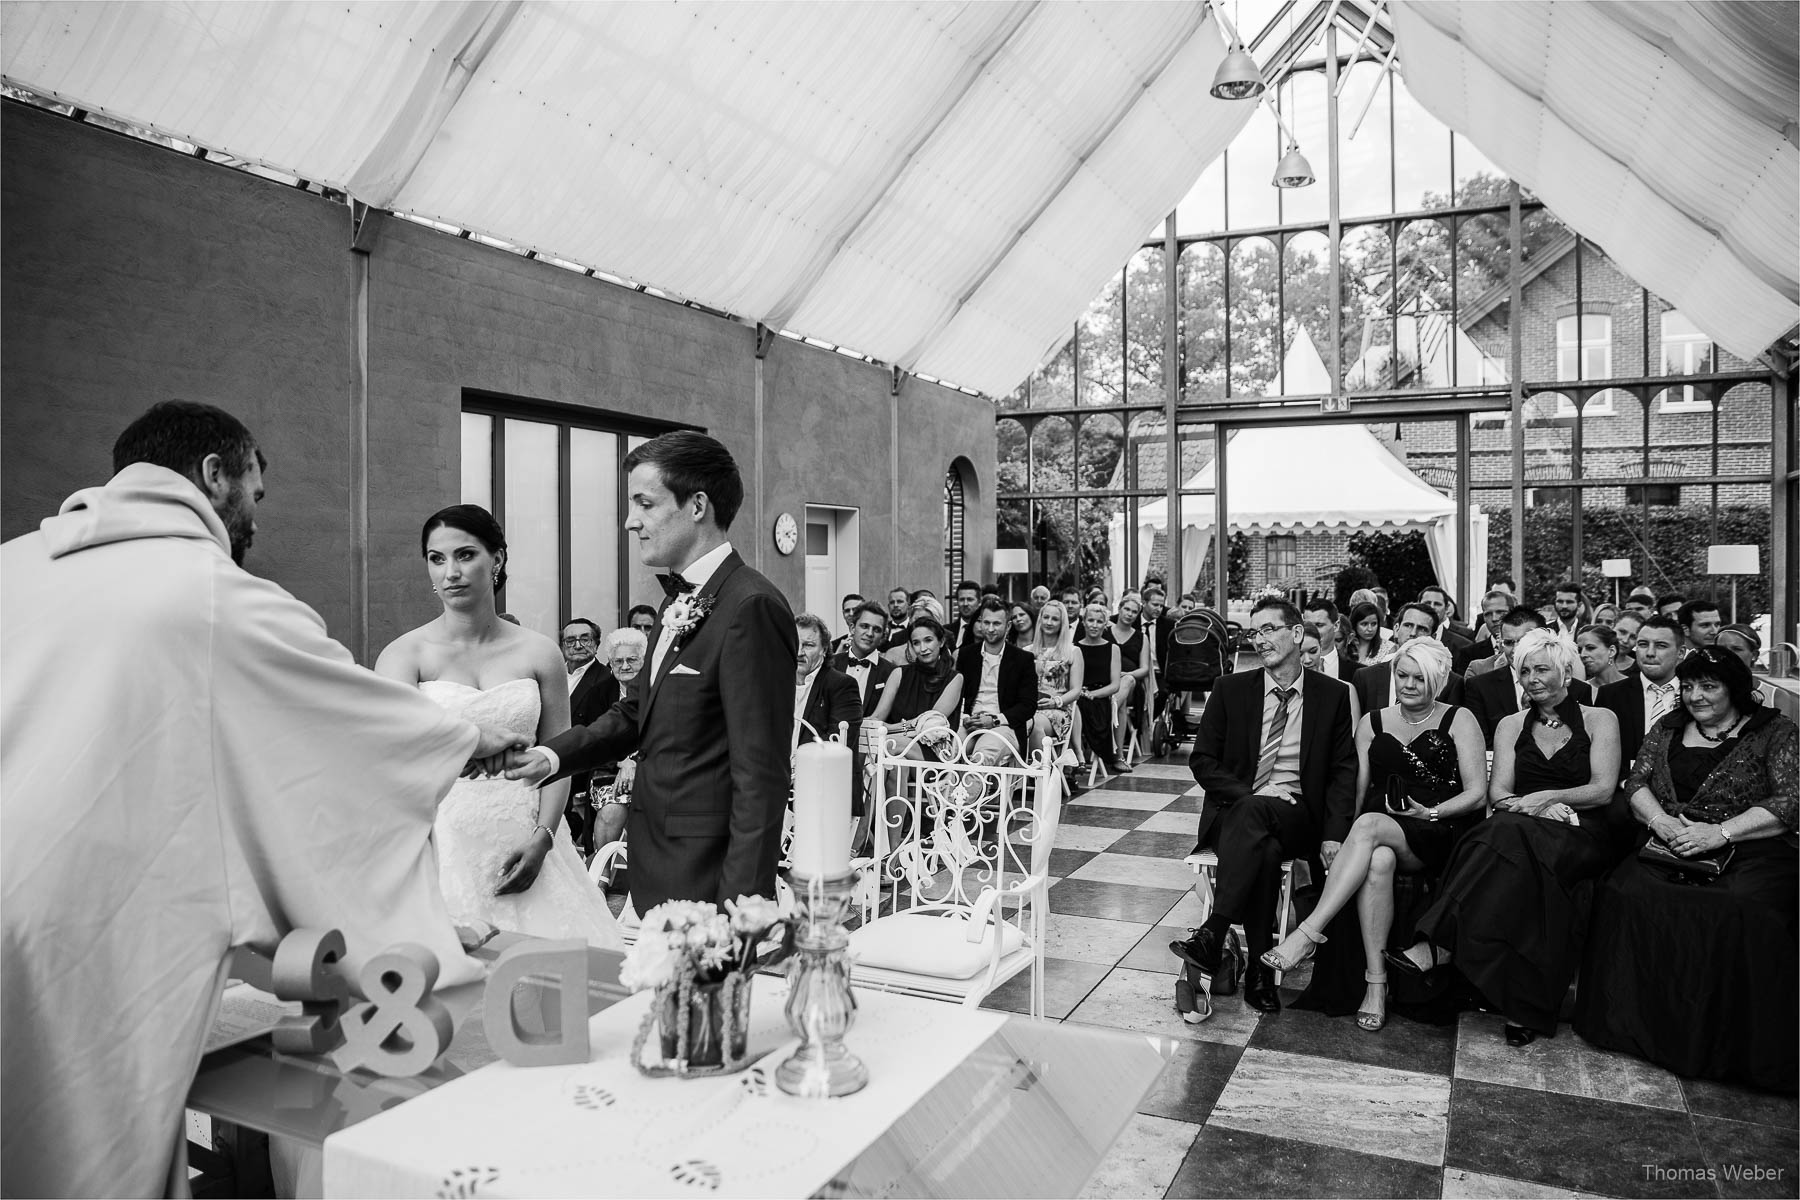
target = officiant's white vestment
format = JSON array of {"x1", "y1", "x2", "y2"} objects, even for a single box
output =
[{"x1": 1, "y1": 464, "x2": 483, "y2": 1198}]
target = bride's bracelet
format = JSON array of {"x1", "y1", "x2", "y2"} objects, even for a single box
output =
[{"x1": 529, "y1": 823, "x2": 555, "y2": 844}]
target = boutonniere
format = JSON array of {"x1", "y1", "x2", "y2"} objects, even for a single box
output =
[{"x1": 661, "y1": 592, "x2": 716, "y2": 640}]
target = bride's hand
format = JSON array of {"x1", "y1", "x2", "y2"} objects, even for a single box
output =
[
  {"x1": 495, "y1": 831, "x2": 552, "y2": 896},
  {"x1": 497, "y1": 747, "x2": 553, "y2": 785},
  {"x1": 470, "y1": 723, "x2": 529, "y2": 765}
]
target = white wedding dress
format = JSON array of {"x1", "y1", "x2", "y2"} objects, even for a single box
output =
[{"x1": 423, "y1": 678, "x2": 622, "y2": 949}]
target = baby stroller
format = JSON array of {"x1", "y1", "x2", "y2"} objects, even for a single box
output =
[{"x1": 1149, "y1": 607, "x2": 1234, "y2": 756}]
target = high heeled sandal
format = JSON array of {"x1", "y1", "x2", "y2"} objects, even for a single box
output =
[
  {"x1": 1383, "y1": 941, "x2": 1450, "y2": 978},
  {"x1": 1259, "y1": 923, "x2": 1326, "y2": 973},
  {"x1": 1358, "y1": 972, "x2": 1389, "y2": 1032}
]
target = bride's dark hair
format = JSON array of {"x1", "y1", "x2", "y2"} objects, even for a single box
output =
[{"x1": 421, "y1": 504, "x2": 508, "y2": 590}]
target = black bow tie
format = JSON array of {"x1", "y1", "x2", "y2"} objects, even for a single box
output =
[
  {"x1": 846, "y1": 658, "x2": 871, "y2": 670},
  {"x1": 657, "y1": 571, "x2": 695, "y2": 599}
]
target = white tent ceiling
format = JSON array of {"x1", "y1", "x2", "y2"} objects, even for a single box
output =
[
  {"x1": 0, "y1": 0, "x2": 1256, "y2": 397},
  {"x1": 1392, "y1": 0, "x2": 1800, "y2": 364}
]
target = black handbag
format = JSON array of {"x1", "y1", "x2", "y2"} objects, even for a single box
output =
[
  {"x1": 1638, "y1": 836, "x2": 1735, "y2": 878},
  {"x1": 1211, "y1": 928, "x2": 1246, "y2": 996}
]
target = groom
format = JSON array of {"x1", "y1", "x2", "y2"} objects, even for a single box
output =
[{"x1": 504, "y1": 432, "x2": 796, "y2": 914}]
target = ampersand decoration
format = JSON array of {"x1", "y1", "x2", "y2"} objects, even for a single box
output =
[
  {"x1": 336, "y1": 943, "x2": 455, "y2": 1077},
  {"x1": 269, "y1": 928, "x2": 351, "y2": 1055}
]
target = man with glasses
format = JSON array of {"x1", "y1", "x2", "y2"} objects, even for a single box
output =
[
  {"x1": 561, "y1": 618, "x2": 610, "y2": 852},
  {"x1": 1170, "y1": 598, "x2": 1356, "y2": 1019}
]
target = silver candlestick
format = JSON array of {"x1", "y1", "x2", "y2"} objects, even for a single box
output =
[{"x1": 776, "y1": 867, "x2": 868, "y2": 1097}]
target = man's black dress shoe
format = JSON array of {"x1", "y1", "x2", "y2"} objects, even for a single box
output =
[
  {"x1": 1504, "y1": 1023, "x2": 1537, "y2": 1047},
  {"x1": 1243, "y1": 963, "x2": 1281, "y2": 1013},
  {"x1": 1169, "y1": 927, "x2": 1221, "y2": 977}
]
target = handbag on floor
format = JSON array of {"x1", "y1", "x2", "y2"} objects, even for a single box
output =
[{"x1": 1211, "y1": 928, "x2": 1246, "y2": 996}]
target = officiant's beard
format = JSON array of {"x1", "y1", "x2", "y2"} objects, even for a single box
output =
[{"x1": 216, "y1": 482, "x2": 255, "y2": 566}]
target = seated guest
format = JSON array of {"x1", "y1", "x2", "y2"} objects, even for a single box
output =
[
  {"x1": 1465, "y1": 607, "x2": 1594, "y2": 747},
  {"x1": 1273, "y1": 639, "x2": 1486, "y2": 1032},
  {"x1": 588, "y1": 628, "x2": 647, "y2": 880},
  {"x1": 1171, "y1": 598, "x2": 1357, "y2": 1018},
  {"x1": 1678, "y1": 599, "x2": 1722, "y2": 653},
  {"x1": 1656, "y1": 593, "x2": 1685, "y2": 619},
  {"x1": 831, "y1": 601, "x2": 897, "y2": 717},
  {"x1": 1026, "y1": 600, "x2": 1083, "y2": 762},
  {"x1": 1007, "y1": 601, "x2": 1036, "y2": 651},
  {"x1": 1610, "y1": 612, "x2": 1644, "y2": 677},
  {"x1": 1028, "y1": 584, "x2": 1052, "y2": 613},
  {"x1": 1110, "y1": 590, "x2": 1153, "y2": 753},
  {"x1": 945, "y1": 579, "x2": 983, "y2": 656},
  {"x1": 1592, "y1": 603, "x2": 1619, "y2": 628},
  {"x1": 1598, "y1": 615, "x2": 1684, "y2": 769},
  {"x1": 1075, "y1": 602, "x2": 1127, "y2": 773},
  {"x1": 830, "y1": 592, "x2": 864, "y2": 656},
  {"x1": 1300, "y1": 627, "x2": 1323, "y2": 672},
  {"x1": 885, "y1": 593, "x2": 947, "y2": 664},
  {"x1": 1344, "y1": 601, "x2": 1396, "y2": 668},
  {"x1": 1576, "y1": 623, "x2": 1627, "y2": 690},
  {"x1": 1545, "y1": 581, "x2": 1590, "y2": 639},
  {"x1": 794, "y1": 612, "x2": 861, "y2": 751},
  {"x1": 1716, "y1": 623, "x2": 1762, "y2": 673},
  {"x1": 1460, "y1": 588, "x2": 1517, "y2": 675},
  {"x1": 869, "y1": 616, "x2": 962, "y2": 762},
  {"x1": 1418, "y1": 585, "x2": 1473, "y2": 656},
  {"x1": 1144, "y1": 585, "x2": 1175, "y2": 688},
  {"x1": 1352, "y1": 602, "x2": 1466, "y2": 712},
  {"x1": 1390, "y1": 630, "x2": 1621, "y2": 1046},
  {"x1": 1304, "y1": 598, "x2": 1357, "y2": 682},
  {"x1": 1623, "y1": 588, "x2": 1658, "y2": 620},
  {"x1": 956, "y1": 597, "x2": 1036, "y2": 765},
  {"x1": 625, "y1": 603, "x2": 658, "y2": 640},
  {"x1": 561, "y1": 617, "x2": 610, "y2": 853},
  {"x1": 882, "y1": 586, "x2": 912, "y2": 651},
  {"x1": 1573, "y1": 648, "x2": 1797, "y2": 1091}
]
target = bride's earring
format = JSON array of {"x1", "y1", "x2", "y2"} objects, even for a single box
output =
[{"x1": 492, "y1": 569, "x2": 501, "y2": 585}]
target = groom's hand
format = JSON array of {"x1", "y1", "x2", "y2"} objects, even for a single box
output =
[
  {"x1": 464, "y1": 724, "x2": 530, "y2": 777},
  {"x1": 500, "y1": 747, "x2": 554, "y2": 786}
]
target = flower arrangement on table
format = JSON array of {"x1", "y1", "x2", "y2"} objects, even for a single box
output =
[{"x1": 623, "y1": 896, "x2": 793, "y2": 1077}]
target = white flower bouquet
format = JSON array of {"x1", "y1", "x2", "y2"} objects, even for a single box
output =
[{"x1": 624, "y1": 895, "x2": 793, "y2": 1077}]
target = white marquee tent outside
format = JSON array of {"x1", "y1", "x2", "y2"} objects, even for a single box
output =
[{"x1": 1109, "y1": 328, "x2": 1488, "y2": 604}]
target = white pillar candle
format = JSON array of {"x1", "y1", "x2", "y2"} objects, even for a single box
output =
[{"x1": 791, "y1": 738, "x2": 852, "y2": 879}]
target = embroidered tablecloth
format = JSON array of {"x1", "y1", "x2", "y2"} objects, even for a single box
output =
[{"x1": 322, "y1": 979, "x2": 1004, "y2": 1198}]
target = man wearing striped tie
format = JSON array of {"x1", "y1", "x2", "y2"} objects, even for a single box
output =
[
  {"x1": 1597, "y1": 614, "x2": 1686, "y2": 770},
  {"x1": 1171, "y1": 597, "x2": 1357, "y2": 1019}
]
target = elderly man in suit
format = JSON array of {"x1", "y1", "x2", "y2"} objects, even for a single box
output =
[
  {"x1": 1171, "y1": 597, "x2": 1357, "y2": 1018},
  {"x1": 795, "y1": 612, "x2": 862, "y2": 751},
  {"x1": 504, "y1": 431, "x2": 795, "y2": 914},
  {"x1": 1352, "y1": 602, "x2": 1467, "y2": 712},
  {"x1": 1466, "y1": 606, "x2": 1592, "y2": 747}
]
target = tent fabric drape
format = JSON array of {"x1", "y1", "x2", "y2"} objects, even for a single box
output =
[
  {"x1": 0, "y1": 0, "x2": 1256, "y2": 398},
  {"x1": 1391, "y1": 0, "x2": 1799, "y2": 362}
]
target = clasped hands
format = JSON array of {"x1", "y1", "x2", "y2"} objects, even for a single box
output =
[
  {"x1": 460, "y1": 725, "x2": 555, "y2": 786},
  {"x1": 1495, "y1": 792, "x2": 1575, "y2": 823},
  {"x1": 1650, "y1": 813, "x2": 1727, "y2": 858}
]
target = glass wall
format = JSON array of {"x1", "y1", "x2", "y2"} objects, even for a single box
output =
[{"x1": 996, "y1": 2, "x2": 1776, "y2": 620}]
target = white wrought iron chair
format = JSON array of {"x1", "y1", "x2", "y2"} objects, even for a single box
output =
[
  {"x1": 848, "y1": 730, "x2": 1062, "y2": 1016},
  {"x1": 587, "y1": 842, "x2": 641, "y2": 946},
  {"x1": 1182, "y1": 849, "x2": 1297, "y2": 984}
]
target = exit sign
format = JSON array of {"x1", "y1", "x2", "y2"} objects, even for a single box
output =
[{"x1": 1321, "y1": 395, "x2": 1350, "y2": 414}]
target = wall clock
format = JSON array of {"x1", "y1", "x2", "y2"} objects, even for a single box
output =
[{"x1": 773, "y1": 512, "x2": 799, "y2": 555}]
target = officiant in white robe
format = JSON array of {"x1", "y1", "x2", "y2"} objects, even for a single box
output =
[{"x1": 1, "y1": 462, "x2": 498, "y2": 1198}]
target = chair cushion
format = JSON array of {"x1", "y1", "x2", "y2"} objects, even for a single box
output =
[{"x1": 849, "y1": 912, "x2": 1025, "y2": 979}]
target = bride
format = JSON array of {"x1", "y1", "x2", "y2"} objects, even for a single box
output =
[{"x1": 376, "y1": 504, "x2": 621, "y2": 949}]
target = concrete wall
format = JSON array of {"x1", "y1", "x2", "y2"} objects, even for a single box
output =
[{"x1": 3, "y1": 101, "x2": 995, "y2": 660}]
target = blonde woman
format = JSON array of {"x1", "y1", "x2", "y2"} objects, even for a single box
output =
[{"x1": 1027, "y1": 600, "x2": 1083, "y2": 762}]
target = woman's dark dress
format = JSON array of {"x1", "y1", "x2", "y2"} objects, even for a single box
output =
[
  {"x1": 1293, "y1": 705, "x2": 1477, "y2": 1020},
  {"x1": 1410, "y1": 696, "x2": 1611, "y2": 1036},
  {"x1": 1574, "y1": 740, "x2": 1798, "y2": 1092},
  {"x1": 1076, "y1": 640, "x2": 1117, "y2": 764},
  {"x1": 887, "y1": 660, "x2": 960, "y2": 761}
]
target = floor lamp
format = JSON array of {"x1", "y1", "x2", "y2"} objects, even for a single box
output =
[
  {"x1": 1601, "y1": 559, "x2": 1631, "y2": 610},
  {"x1": 993, "y1": 549, "x2": 1029, "y2": 603},
  {"x1": 1706, "y1": 545, "x2": 1759, "y2": 624}
]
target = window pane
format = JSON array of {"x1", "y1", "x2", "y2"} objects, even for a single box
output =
[
  {"x1": 503, "y1": 419, "x2": 560, "y2": 637},
  {"x1": 624, "y1": 436, "x2": 663, "y2": 615},
  {"x1": 569, "y1": 428, "x2": 619, "y2": 630},
  {"x1": 461, "y1": 412, "x2": 492, "y2": 508}
]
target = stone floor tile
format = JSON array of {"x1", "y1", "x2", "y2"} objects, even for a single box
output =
[
  {"x1": 1453, "y1": 1012, "x2": 1686, "y2": 1111},
  {"x1": 1135, "y1": 809, "x2": 1200, "y2": 835},
  {"x1": 1070, "y1": 853, "x2": 1208, "y2": 892},
  {"x1": 1066, "y1": 966, "x2": 1262, "y2": 1048},
  {"x1": 977, "y1": 956, "x2": 1112, "y2": 1020},
  {"x1": 1106, "y1": 829, "x2": 1208, "y2": 859},
  {"x1": 1048, "y1": 878, "x2": 1189, "y2": 925},
  {"x1": 1059, "y1": 805, "x2": 1161, "y2": 829},
  {"x1": 1116, "y1": 924, "x2": 1190, "y2": 975},
  {"x1": 1440, "y1": 1167, "x2": 1602, "y2": 1198},
  {"x1": 1044, "y1": 913, "x2": 1153, "y2": 965},
  {"x1": 1077, "y1": 1113, "x2": 1201, "y2": 1199},
  {"x1": 1248, "y1": 1000, "x2": 1457, "y2": 1078},
  {"x1": 1209, "y1": 1046, "x2": 1451, "y2": 1166},
  {"x1": 1047, "y1": 848, "x2": 1101, "y2": 878},
  {"x1": 1072, "y1": 790, "x2": 1174, "y2": 812},
  {"x1": 1135, "y1": 1039, "x2": 1244, "y2": 1125},
  {"x1": 1054, "y1": 824, "x2": 1128, "y2": 852},
  {"x1": 1681, "y1": 1077, "x2": 1800, "y2": 1130},
  {"x1": 1168, "y1": 1126, "x2": 1442, "y2": 1199},
  {"x1": 1691, "y1": 1113, "x2": 1799, "y2": 1200}
]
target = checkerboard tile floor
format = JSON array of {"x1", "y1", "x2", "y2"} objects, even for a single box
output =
[{"x1": 976, "y1": 754, "x2": 1799, "y2": 1200}]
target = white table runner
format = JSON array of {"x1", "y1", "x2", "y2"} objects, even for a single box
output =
[{"x1": 322, "y1": 979, "x2": 1004, "y2": 1198}]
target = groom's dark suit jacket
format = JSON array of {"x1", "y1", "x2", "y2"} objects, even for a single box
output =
[
  {"x1": 542, "y1": 550, "x2": 796, "y2": 913},
  {"x1": 1189, "y1": 668, "x2": 1358, "y2": 847}
]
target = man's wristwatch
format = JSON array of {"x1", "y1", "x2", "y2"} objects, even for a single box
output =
[{"x1": 1718, "y1": 824, "x2": 1733, "y2": 844}]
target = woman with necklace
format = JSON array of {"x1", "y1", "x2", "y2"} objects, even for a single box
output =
[
  {"x1": 1108, "y1": 591, "x2": 1152, "y2": 759},
  {"x1": 1270, "y1": 639, "x2": 1486, "y2": 1032},
  {"x1": 1388, "y1": 629, "x2": 1621, "y2": 1046},
  {"x1": 1574, "y1": 648, "x2": 1797, "y2": 1090}
]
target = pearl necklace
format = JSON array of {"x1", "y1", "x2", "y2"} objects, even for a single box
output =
[{"x1": 1400, "y1": 702, "x2": 1438, "y2": 726}]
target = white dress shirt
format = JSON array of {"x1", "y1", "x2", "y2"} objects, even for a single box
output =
[
  {"x1": 841, "y1": 651, "x2": 880, "y2": 702},
  {"x1": 565, "y1": 657, "x2": 597, "y2": 695},
  {"x1": 1640, "y1": 672, "x2": 1678, "y2": 731},
  {"x1": 793, "y1": 665, "x2": 821, "y2": 749},
  {"x1": 1260, "y1": 670, "x2": 1305, "y2": 796},
  {"x1": 1319, "y1": 647, "x2": 1341, "y2": 679},
  {"x1": 972, "y1": 647, "x2": 1003, "y2": 718}
]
